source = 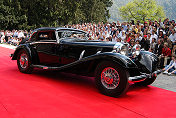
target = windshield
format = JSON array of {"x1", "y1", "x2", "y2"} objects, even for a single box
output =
[{"x1": 58, "y1": 30, "x2": 88, "y2": 40}]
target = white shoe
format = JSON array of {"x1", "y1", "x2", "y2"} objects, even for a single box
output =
[
  {"x1": 163, "y1": 71, "x2": 168, "y2": 74},
  {"x1": 168, "y1": 73, "x2": 172, "y2": 76}
]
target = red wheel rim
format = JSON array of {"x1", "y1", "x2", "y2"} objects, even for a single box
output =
[
  {"x1": 19, "y1": 53, "x2": 28, "y2": 69},
  {"x1": 101, "y1": 67, "x2": 120, "y2": 89}
]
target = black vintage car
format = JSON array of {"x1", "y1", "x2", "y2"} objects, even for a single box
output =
[{"x1": 11, "y1": 27, "x2": 161, "y2": 97}]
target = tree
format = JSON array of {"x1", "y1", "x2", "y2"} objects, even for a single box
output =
[
  {"x1": 119, "y1": 0, "x2": 166, "y2": 23},
  {"x1": 18, "y1": 0, "x2": 113, "y2": 27},
  {"x1": 0, "y1": 0, "x2": 112, "y2": 30},
  {"x1": 80, "y1": 0, "x2": 112, "y2": 23},
  {"x1": 0, "y1": 0, "x2": 27, "y2": 30}
]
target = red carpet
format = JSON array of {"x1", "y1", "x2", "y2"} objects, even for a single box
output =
[{"x1": 0, "y1": 46, "x2": 176, "y2": 118}]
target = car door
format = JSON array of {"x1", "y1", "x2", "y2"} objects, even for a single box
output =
[
  {"x1": 31, "y1": 30, "x2": 60, "y2": 65},
  {"x1": 55, "y1": 30, "x2": 85, "y2": 65}
]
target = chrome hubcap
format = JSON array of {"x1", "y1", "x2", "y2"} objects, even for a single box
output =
[
  {"x1": 101, "y1": 67, "x2": 120, "y2": 89},
  {"x1": 19, "y1": 53, "x2": 28, "y2": 69}
]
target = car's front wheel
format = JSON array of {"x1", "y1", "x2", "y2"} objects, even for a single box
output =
[
  {"x1": 17, "y1": 49, "x2": 33, "y2": 73},
  {"x1": 95, "y1": 61, "x2": 129, "y2": 97}
]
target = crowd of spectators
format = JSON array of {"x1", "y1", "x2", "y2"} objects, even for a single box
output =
[
  {"x1": 66, "y1": 18, "x2": 176, "y2": 72},
  {"x1": 0, "y1": 30, "x2": 32, "y2": 46},
  {"x1": 0, "y1": 18, "x2": 176, "y2": 74}
]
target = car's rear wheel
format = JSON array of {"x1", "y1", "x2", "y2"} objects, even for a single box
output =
[
  {"x1": 17, "y1": 49, "x2": 33, "y2": 73},
  {"x1": 95, "y1": 61, "x2": 129, "y2": 97}
]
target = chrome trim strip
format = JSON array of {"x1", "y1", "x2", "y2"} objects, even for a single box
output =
[
  {"x1": 79, "y1": 50, "x2": 85, "y2": 60},
  {"x1": 55, "y1": 31, "x2": 60, "y2": 43},
  {"x1": 97, "y1": 51, "x2": 101, "y2": 54},
  {"x1": 30, "y1": 41, "x2": 58, "y2": 45}
]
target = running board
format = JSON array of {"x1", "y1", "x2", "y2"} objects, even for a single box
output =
[{"x1": 32, "y1": 65, "x2": 65, "y2": 70}]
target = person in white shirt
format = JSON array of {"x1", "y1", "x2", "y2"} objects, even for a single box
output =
[
  {"x1": 163, "y1": 55, "x2": 176, "y2": 75},
  {"x1": 136, "y1": 32, "x2": 142, "y2": 41},
  {"x1": 121, "y1": 31, "x2": 126, "y2": 41},
  {"x1": 0, "y1": 30, "x2": 5, "y2": 43},
  {"x1": 147, "y1": 33, "x2": 153, "y2": 44},
  {"x1": 112, "y1": 34, "x2": 117, "y2": 42},
  {"x1": 18, "y1": 30, "x2": 24, "y2": 38},
  {"x1": 169, "y1": 29, "x2": 176, "y2": 44},
  {"x1": 104, "y1": 31, "x2": 110, "y2": 39},
  {"x1": 159, "y1": 19, "x2": 164, "y2": 28},
  {"x1": 151, "y1": 30, "x2": 158, "y2": 42}
]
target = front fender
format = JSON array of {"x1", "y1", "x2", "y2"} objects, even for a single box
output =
[
  {"x1": 11, "y1": 44, "x2": 39, "y2": 64},
  {"x1": 138, "y1": 51, "x2": 158, "y2": 73},
  {"x1": 12, "y1": 44, "x2": 31, "y2": 60},
  {"x1": 81, "y1": 52, "x2": 137, "y2": 69}
]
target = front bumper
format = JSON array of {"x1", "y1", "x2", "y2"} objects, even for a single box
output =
[
  {"x1": 9, "y1": 54, "x2": 14, "y2": 59},
  {"x1": 128, "y1": 70, "x2": 162, "y2": 83},
  {"x1": 10, "y1": 54, "x2": 13, "y2": 57}
]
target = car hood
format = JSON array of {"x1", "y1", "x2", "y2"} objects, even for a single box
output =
[{"x1": 60, "y1": 38, "x2": 116, "y2": 48}]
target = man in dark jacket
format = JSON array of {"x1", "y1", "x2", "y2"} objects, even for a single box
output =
[
  {"x1": 140, "y1": 35, "x2": 150, "y2": 51},
  {"x1": 154, "y1": 39, "x2": 163, "y2": 56}
]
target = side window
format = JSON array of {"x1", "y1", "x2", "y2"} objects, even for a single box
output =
[
  {"x1": 37, "y1": 32, "x2": 49, "y2": 41},
  {"x1": 57, "y1": 31, "x2": 72, "y2": 39},
  {"x1": 58, "y1": 30, "x2": 88, "y2": 39},
  {"x1": 61, "y1": 31, "x2": 73, "y2": 38},
  {"x1": 36, "y1": 31, "x2": 56, "y2": 41}
]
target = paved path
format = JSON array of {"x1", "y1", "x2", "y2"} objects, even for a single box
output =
[
  {"x1": 0, "y1": 44, "x2": 16, "y2": 50},
  {"x1": 152, "y1": 74, "x2": 176, "y2": 92}
]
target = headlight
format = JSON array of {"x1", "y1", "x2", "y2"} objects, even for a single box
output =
[
  {"x1": 135, "y1": 50, "x2": 140, "y2": 55},
  {"x1": 132, "y1": 46, "x2": 141, "y2": 57},
  {"x1": 120, "y1": 45, "x2": 128, "y2": 55},
  {"x1": 113, "y1": 43, "x2": 129, "y2": 56},
  {"x1": 132, "y1": 50, "x2": 140, "y2": 56}
]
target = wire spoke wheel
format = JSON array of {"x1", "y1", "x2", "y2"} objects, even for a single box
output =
[
  {"x1": 95, "y1": 61, "x2": 129, "y2": 97},
  {"x1": 19, "y1": 53, "x2": 28, "y2": 69},
  {"x1": 17, "y1": 50, "x2": 33, "y2": 74},
  {"x1": 101, "y1": 67, "x2": 120, "y2": 89}
]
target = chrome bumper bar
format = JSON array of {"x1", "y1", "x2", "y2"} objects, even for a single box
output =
[{"x1": 128, "y1": 70, "x2": 162, "y2": 82}]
